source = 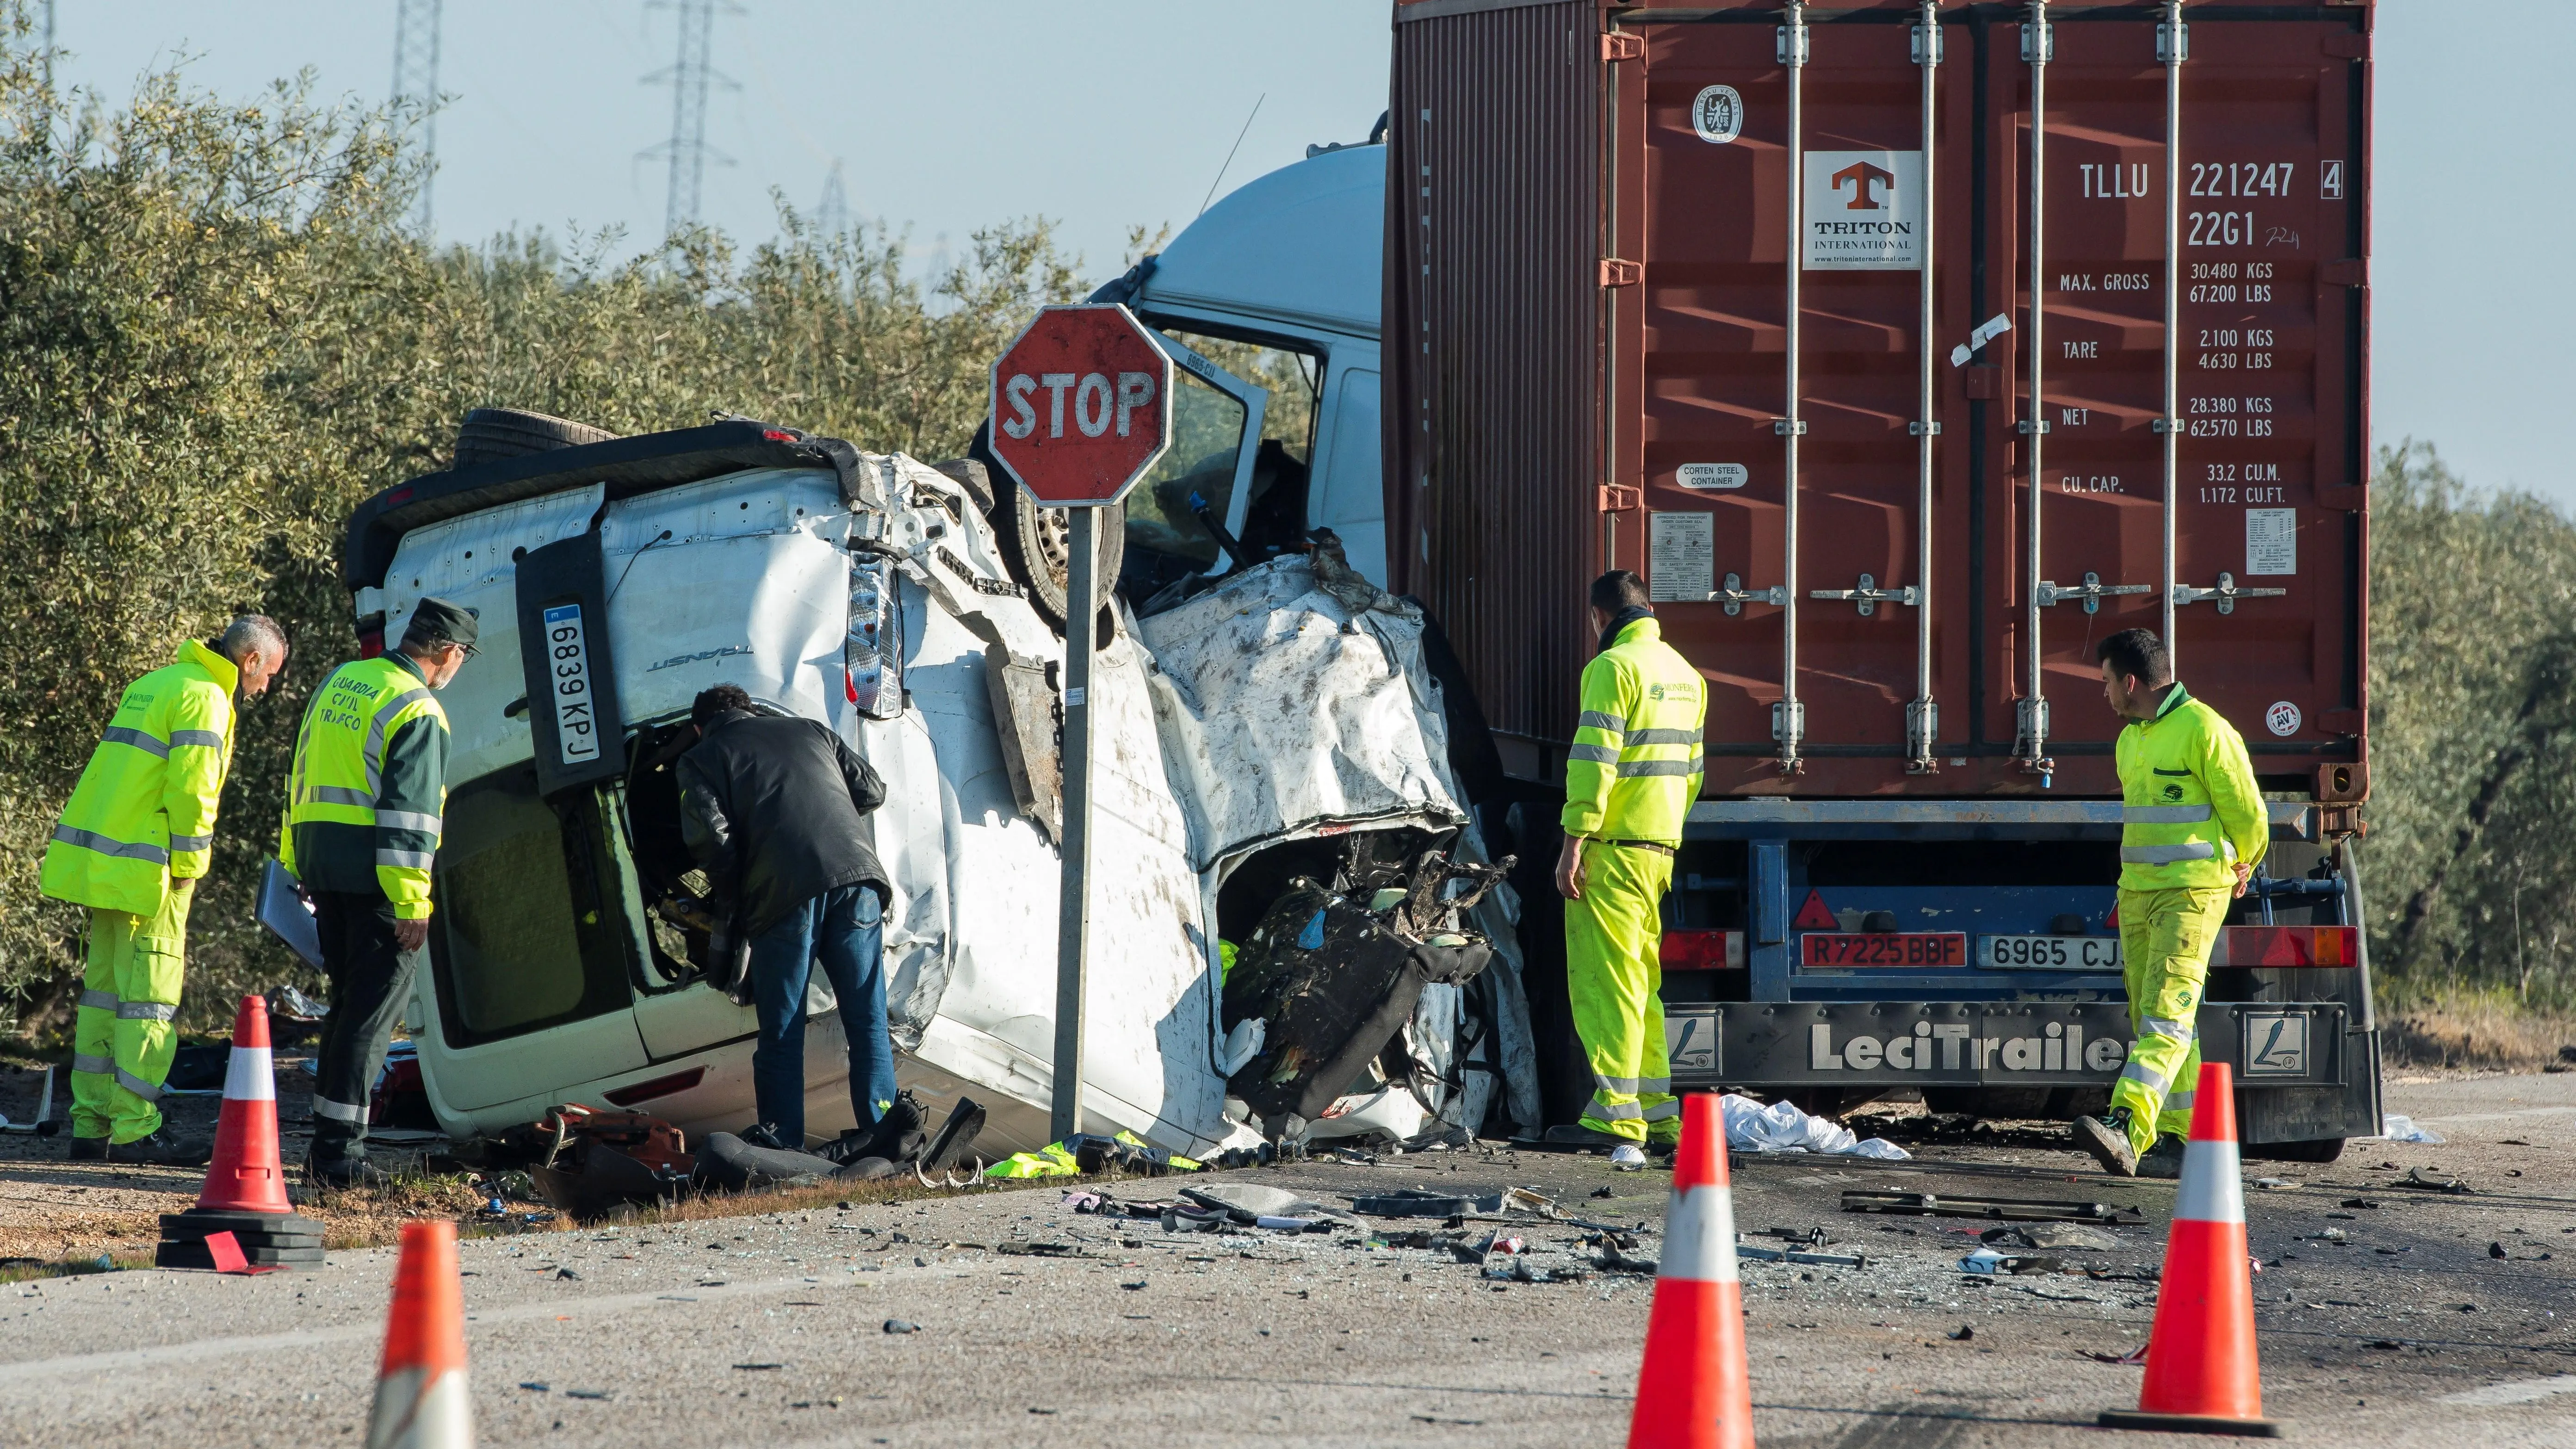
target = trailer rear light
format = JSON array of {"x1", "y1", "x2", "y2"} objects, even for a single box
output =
[
  {"x1": 1662, "y1": 929, "x2": 1744, "y2": 971},
  {"x1": 763, "y1": 428, "x2": 799, "y2": 442},
  {"x1": 603, "y1": 1066, "x2": 706, "y2": 1107},
  {"x1": 356, "y1": 626, "x2": 385, "y2": 659},
  {"x1": 2212, "y1": 925, "x2": 2360, "y2": 967}
]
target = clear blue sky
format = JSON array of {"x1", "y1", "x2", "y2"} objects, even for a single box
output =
[{"x1": 40, "y1": 1, "x2": 2572, "y2": 514}]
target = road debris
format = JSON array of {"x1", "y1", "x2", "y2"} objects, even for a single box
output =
[
  {"x1": 1842, "y1": 1191, "x2": 2145, "y2": 1224},
  {"x1": 2375, "y1": 1114, "x2": 2445, "y2": 1144}
]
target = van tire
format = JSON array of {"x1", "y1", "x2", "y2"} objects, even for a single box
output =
[
  {"x1": 454, "y1": 408, "x2": 619, "y2": 470},
  {"x1": 969, "y1": 422, "x2": 1126, "y2": 630}
]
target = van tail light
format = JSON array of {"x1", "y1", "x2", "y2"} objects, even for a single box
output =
[
  {"x1": 1661, "y1": 929, "x2": 1744, "y2": 971},
  {"x1": 356, "y1": 626, "x2": 385, "y2": 660},
  {"x1": 2211, "y1": 925, "x2": 2360, "y2": 967},
  {"x1": 846, "y1": 550, "x2": 905, "y2": 721}
]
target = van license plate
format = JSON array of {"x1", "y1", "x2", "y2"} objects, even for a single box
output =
[
  {"x1": 543, "y1": 602, "x2": 601, "y2": 766},
  {"x1": 1800, "y1": 933, "x2": 1967, "y2": 968},
  {"x1": 1978, "y1": 935, "x2": 2125, "y2": 970}
]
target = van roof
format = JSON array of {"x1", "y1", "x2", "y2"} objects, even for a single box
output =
[{"x1": 343, "y1": 420, "x2": 830, "y2": 590}]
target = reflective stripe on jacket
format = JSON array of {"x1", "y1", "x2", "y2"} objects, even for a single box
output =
[
  {"x1": 279, "y1": 654, "x2": 451, "y2": 920},
  {"x1": 2113, "y1": 683, "x2": 2266, "y2": 892},
  {"x1": 39, "y1": 640, "x2": 238, "y2": 916},
  {"x1": 1561, "y1": 616, "x2": 1707, "y2": 845}
]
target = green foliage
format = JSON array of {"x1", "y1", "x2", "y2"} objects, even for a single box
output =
[
  {"x1": 0, "y1": 37, "x2": 1079, "y2": 1034},
  {"x1": 2362, "y1": 443, "x2": 2576, "y2": 1007}
]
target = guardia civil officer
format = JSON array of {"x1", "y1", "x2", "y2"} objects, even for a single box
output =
[
  {"x1": 279, "y1": 598, "x2": 471, "y2": 1189},
  {"x1": 2072, "y1": 628, "x2": 2266, "y2": 1178},
  {"x1": 43, "y1": 616, "x2": 290, "y2": 1164},
  {"x1": 1549, "y1": 571, "x2": 1706, "y2": 1170}
]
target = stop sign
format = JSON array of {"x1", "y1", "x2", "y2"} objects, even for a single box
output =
[{"x1": 987, "y1": 304, "x2": 1173, "y2": 507}]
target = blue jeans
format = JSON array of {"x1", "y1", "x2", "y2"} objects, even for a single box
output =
[{"x1": 748, "y1": 883, "x2": 894, "y2": 1146}]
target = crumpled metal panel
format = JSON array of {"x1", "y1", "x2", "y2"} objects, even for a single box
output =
[{"x1": 1136, "y1": 555, "x2": 1471, "y2": 872}]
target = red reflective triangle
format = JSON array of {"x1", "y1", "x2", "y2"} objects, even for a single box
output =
[
  {"x1": 1792, "y1": 889, "x2": 1838, "y2": 931},
  {"x1": 2105, "y1": 904, "x2": 2120, "y2": 929}
]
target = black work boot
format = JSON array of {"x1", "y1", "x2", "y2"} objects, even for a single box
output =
[
  {"x1": 110, "y1": 1128, "x2": 211, "y2": 1168},
  {"x1": 67, "y1": 1135, "x2": 107, "y2": 1162},
  {"x1": 2072, "y1": 1110, "x2": 2140, "y2": 1177},
  {"x1": 737, "y1": 1123, "x2": 794, "y2": 1151},
  {"x1": 309, "y1": 1155, "x2": 392, "y2": 1190},
  {"x1": 1542, "y1": 1123, "x2": 1637, "y2": 1155},
  {"x1": 2136, "y1": 1133, "x2": 2189, "y2": 1180},
  {"x1": 822, "y1": 1091, "x2": 927, "y2": 1166}
]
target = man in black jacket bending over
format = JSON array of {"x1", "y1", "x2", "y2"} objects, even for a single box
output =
[{"x1": 678, "y1": 684, "x2": 896, "y2": 1149}]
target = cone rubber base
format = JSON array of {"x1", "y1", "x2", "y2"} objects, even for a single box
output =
[
  {"x1": 155, "y1": 1239, "x2": 326, "y2": 1270},
  {"x1": 2099, "y1": 1409, "x2": 2286, "y2": 1437},
  {"x1": 161, "y1": 1209, "x2": 325, "y2": 1239}
]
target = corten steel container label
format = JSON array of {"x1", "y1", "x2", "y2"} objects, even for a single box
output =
[{"x1": 1389, "y1": 0, "x2": 2370, "y2": 800}]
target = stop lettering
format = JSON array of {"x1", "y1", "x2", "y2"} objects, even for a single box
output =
[{"x1": 986, "y1": 303, "x2": 1173, "y2": 507}]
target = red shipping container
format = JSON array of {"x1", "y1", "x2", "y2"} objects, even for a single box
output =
[{"x1": 1387, "y1": 0, "x2": 2370, "y2": 805}]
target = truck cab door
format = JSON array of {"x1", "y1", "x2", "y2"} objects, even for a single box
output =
[
  {"x1": 1306, "y1": 348, "x2": 1385, "y2": 584},
  {"x1": 1120, "y1": 334, "x2": 1269, "y2": 582}
]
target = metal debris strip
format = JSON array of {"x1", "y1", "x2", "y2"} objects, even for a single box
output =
[
  {"x1": 1734, "y1": 1245, "x2": 1866, "y2": 1268},
  {"x1": 1841, "y1": 1190, "x2": 2146, "y2": 1224}
]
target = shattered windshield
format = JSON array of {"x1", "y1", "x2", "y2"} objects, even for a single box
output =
[{"x1": 1124, "y1": 362, "x2": 1251, "y2": 569}]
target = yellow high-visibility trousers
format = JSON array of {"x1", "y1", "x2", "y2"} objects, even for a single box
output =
[
  {"x1": 69, "y1": 879, "x2": 192, "y2": 1145},
  {"x1": 2112, "y1": 884, "x2": 2229, "y2": 1156},
  {"x1": 1565, "y1": 841, "x2": 1678, "y2": 1145}
]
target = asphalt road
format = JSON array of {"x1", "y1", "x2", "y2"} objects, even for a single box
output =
[{"x1": 3, "y1": 1071, "x2": 2574, "y2": 1447}]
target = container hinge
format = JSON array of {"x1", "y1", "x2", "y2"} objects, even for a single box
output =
[
  {"x1": 2156, "y1": 20, "x2": 2187, "y2": 64},
  {"x1": 1599, "y1": 257, "x2": 1643, "y2": 288},
  {"x1": 1774, "y1": 419, "x2": 1808, "y2": 437},
  {"x1": 1600, "y1": 31, "x2": 1645, "y2": 63},
  {"x1": 1713, "y1": 571, "x2": 1786, "y2": 618},
  {"x1": 2036, "y1": 571, "x2": 2154, "y2": 614},
  {"x1": 1810, "y1": 573, "x2": 1919, "y2": 618},
  {"x1": 1771, "y1": 700, "x2": 1806, "y2": 746},
  {"x1": 1911, "y1": 23, "x2": 1943, "y2": 67},
  {"x1": 1908, "y1": 420, "x2": 1942, "y2": 437},
  {"x1": 2322, "y1": 258, "x2": 2368, "y2": 287},
  {"x1": 2017, "y1": 419, "x2": 2051, "y2": 435},
  {"x1": 2021, "y1": 20, "x2": 2053, "y2": 65},
  {"x1": 1777, "y1": 20, "x2": 1810, "y2": 68},
  {"x1": 1598, "y1": 484, "x2": 1642, "y2": 513},
  {"x1": 1905, "y1": 700, "x2": 1939, "y2": 774},
  {"x1": 2150, "y1": 417, "x2": 2186, "y2": 435},
  {"x1": 2173, "y1": 571, "x2": 2287, "y2": 616}
]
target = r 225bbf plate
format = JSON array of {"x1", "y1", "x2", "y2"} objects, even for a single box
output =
[{"x1": 1799, "y1": 933, "x2": 1968, "y2": 968}]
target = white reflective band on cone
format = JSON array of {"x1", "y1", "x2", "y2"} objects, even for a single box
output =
[
  {"x1": 2174, "y1": 1139, "x2": 2245, "y2": 1224},
  {"x1": 224, "y1": 1046, "x2": 276, "y2": 1102},
  {"x1": 366, "y1": 1366, "x2": 472, "y2": 1449},
  {"x1": 1657, "y1": 1183, "x2": 1740, "y2": 1284}
]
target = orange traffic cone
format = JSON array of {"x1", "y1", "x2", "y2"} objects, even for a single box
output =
[
  {"x1": 365, "y1": 1220, "x2": 474, "y2": 1449},
  {"x1": 2100, "y1": 1061, "x2": 2286, "y2": 1438},
  {"x1": 156, "y1": 996, "x2": 325, "y2": 1270},
  {"x1": 1628, "y1": 1093, "x2": 1754, "y2": 1449}
]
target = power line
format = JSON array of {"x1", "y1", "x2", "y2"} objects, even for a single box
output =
[
  {"x1": 391, "y1": 0, "x2": 444, "y2": 235},
  {"x1": 640, "y1": 0, "x2": 742, "y2": 236},
  {"x1": 816, "y1": 158, "x2": 849, "y2": 238}
]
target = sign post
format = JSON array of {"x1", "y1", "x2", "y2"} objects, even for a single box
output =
[{"x1": 985, "y1": 304, "x2": 1173, "y2": 1143}]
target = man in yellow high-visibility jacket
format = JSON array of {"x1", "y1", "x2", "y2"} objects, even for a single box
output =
[
  {"x1": 1550, "y1": 571, "x2": 1705, "y2": 1170},
  {"x1": 279, "y1": 597, "x2": 471, "y2": 1189},
  {"x1": 2073, "y1": 627, "x2": 2266, "y2": 1178},
  {"x1": 42, "y1": 616, "x2": 289, "y2": 1164}
]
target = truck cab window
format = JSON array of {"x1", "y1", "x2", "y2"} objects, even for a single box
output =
[{"x1": 1122, "y1": 330, "x2": 1322, "y2": 592}]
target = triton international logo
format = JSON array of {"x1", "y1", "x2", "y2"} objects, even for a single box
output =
[
  {"x1": 1804, "y1": 150, "x2": 1923, "y2": 271},
  {"x1": 1831, "y1": 160, "x2": 1895, "y2": 211}
]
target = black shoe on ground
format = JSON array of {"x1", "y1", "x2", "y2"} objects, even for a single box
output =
[
  {"x1": 309, "y1": 1157, "x2": 393, "y2": 1190},
  {"x1": 2072, "y1": 1114, "x2": 2140, "y2": 1177},
  {"x1": 67, "y1": 1135, "x2": 107, "y2": 1162},
  {"x1": 737, "y1": 1123, "x2": 794, "y2": 1151},
  {"x1": 820, "y1": 1091, "x2": 928, "y2": 1166},
  {"x1": 917, "y1": 1097, "x2": 989, "y2": 1176},
  {"x1": 109, "y1": 1128, "x2": 210, "y2": 1167}
]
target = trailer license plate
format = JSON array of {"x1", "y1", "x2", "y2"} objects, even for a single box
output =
[
  {"x1": 1978, "y1": 935, "x2": 2126, "y2": 970},
  {"x1": 1800, "y1": 933, "x2": 1968, "y2": 968}
]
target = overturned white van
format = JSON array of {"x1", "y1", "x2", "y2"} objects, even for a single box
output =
[{"x1": 337, "y1": 407, "x2": 1535, "y2": 1161}]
